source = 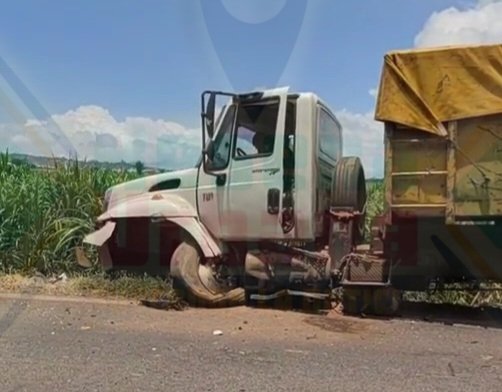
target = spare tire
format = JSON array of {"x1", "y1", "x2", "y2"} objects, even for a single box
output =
[
  {"x1": 170, "y1": 240, "x2": 245, "y2": 308},
  {"x1": 331, "y1": 156, "x2": 367, "y2": 242}
]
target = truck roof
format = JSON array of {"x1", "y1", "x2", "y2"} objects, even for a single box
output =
[
  {"x1": 375, "y1": 43, "x2": 502, "y2": 136},
  {"x1": 236, "y1": 88, "x2": 341, "y2": 131}
]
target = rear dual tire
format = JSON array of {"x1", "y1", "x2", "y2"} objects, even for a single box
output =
[{"x1": 342, "y1": 287, "x2": 401, "y2": 316}]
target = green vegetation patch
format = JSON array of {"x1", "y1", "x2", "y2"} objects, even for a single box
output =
[{"x1": 0, "y1": 151, "x2": 136, "y2": 274}]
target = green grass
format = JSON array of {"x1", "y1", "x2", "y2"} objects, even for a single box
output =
[
  {"x1": 365, "y1": 180, "x2": 384, "y2": 238},
  {"x1": 404, "y1": 284, "x2": 502, "y2": 308},
  {"x1": 0, "y1": 151, "x2": 136, "y2": 275},
  {"x1": 0, "y1": 272, "x2": 184, "y2": 308},
  {"x1": 66, "y1": 272, "x2": 181, "y2": 304}
]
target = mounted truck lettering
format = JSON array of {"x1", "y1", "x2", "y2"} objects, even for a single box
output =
[
  {"x1": 83, "y1": 46, "x2": 502, "y2": 316},
  {"x1": 202, "y1": 192, "x2": 214, "y2": 202},
  {"x1": 252, "y1": 168, "x2": 280, "y2": 175}
]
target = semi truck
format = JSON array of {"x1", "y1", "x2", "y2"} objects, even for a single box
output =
[{"x1": 84, "y1": 43, "x2": 502, "y2": 315}]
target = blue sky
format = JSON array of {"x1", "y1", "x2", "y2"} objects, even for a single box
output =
[{"x1": 0, "y1": 0, "x2": 499, "y2": 176}]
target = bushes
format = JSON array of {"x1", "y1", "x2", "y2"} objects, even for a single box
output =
[
  {"x1": 365, "y1": 180, "x2": 384, "y2": 239},
  {"x1": 0, "y1": 152, "x2": 135, "y2": 274}
]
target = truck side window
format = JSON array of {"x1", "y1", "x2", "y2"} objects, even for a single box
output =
[
  {"x1": 209, "y1": 105, "x2": 236, "y2": 170},
  {"x1": 234, "y1": 126, "x2": 258, "y2": 155},
  {"x1": 234, "y1": 100, "x2": 279, "y2": 159},
  {"x1": 319, "y1": 108, "x2": 341, "y2": 161}
]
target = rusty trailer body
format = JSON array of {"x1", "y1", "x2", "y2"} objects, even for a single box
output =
[{"x1": 374, "y1": 44, "x2": 502, "y2": 290}]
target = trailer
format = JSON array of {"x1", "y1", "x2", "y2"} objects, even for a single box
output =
[{"x1": 339, "y1": 44, "x2": 502, "y2": 313}]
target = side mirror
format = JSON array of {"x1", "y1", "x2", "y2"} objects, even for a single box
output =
[{"x1": 205, "y1": 93, "x2": 216, "y2": 139}]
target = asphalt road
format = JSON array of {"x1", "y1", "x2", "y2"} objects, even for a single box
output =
[{"x1": 1, "y1": 294, "x2": 501, "y2": 392}]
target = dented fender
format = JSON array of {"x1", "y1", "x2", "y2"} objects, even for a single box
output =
[
  {"x1": 97, "y1": 192, "x2": 197, "y2": 222},
  {"x1": 168, "y1": 217, "x2": 222, "y2": 257},
  {"x1": 84, "y1": 193, "x2": 222, "y2": 259}
]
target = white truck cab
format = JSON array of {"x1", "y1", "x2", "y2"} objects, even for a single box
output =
[
  {"x1": 198, "y1": 87, "x2": 342, "y2": 242},
  {"x1": 84, "y1": 87, "x2": 364, "y2": 308}
]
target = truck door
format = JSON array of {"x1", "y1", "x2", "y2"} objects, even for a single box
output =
[
  {"x1": 197, "y1": 103, "x2": 237, "y2": 240},
  {"x1": 221, "y1": 87, "x2": 289, "y2": 240}
]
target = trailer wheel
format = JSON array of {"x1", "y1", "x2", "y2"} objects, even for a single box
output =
[
  {"x1": 372, "y1": 287, "x2": 401, "y2": 316},
  {"x1": 342, "y1": 286, "x2": 401, "y2": 316},
  {"x1": 331, "y1": 156, "x2": 367, "y2": 241},
  {"x1": 342, "y1": 287, "x2": 371, "y2": 315},
  {"x1": 170, "y1": 241, "x2": 245, "y2": 308}
]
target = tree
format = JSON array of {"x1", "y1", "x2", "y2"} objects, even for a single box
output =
[{"x1": 135, "y1": 160, "x2": 145, "y2": 175}]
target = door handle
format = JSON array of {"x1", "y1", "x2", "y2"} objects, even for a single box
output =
[{"x1": 267, "y1": 188, "x2": 280, "y2": 215}]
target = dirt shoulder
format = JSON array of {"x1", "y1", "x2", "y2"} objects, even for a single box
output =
[{"x1": 0, "y1": 273, "x2": 179, "y2": 303}]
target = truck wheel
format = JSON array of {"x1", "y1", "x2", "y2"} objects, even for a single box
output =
[
  {"x1": 170, "y1": 241, "x2": 245, "y2": 308},
  {"x1": 331, "y1": 156, "x2": 367, "y2": 242}
]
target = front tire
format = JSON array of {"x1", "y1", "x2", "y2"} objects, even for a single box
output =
[{"x1": 170, "y1": 241, "x2": 245, "y2": 308}]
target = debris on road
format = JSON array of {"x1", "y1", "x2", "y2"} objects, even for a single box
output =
[
  {"x1": 49, "y1": 273, "x2": 68, "y2": 284},
  {"x1": 139, "y1": 299, "x2": 185, "y2": 311}
]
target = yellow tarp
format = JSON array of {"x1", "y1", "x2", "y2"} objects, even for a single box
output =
[{"x1": 375, "y1": 44, "x2": 502, "y2": 136}]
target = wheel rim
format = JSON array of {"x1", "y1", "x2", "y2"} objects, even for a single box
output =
[{"x1": 198, "y1": 262, "x2": 235, "y2": 295}]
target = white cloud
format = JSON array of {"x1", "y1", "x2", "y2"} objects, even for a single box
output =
[
  {"x1": 1, "y1": 103, "x2": 387, "y2": 177},
  {"x1": 3, "y1": 105, "x2": 201, "y2": 169},
  {"x1": 344, "y1": 0, "x2": 502, "y2": 179},
  {"x1": 336, "y1": 109, "x2": 384, "y2": 178},
  {"x1": 415, "y1": 0, "x2": 502, "y2": 47}
]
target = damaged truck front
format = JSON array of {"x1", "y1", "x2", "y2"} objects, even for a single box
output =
[{"x1": 84, "y1": 85, "x2": 369, "y2": 309}]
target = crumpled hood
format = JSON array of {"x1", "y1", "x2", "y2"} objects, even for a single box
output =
[{"x1": 105, "y1": 167, "x2": 198, "y2": 210}]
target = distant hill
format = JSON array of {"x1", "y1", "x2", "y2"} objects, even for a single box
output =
[{"x1": 9, "y1": 153, "x2": 167, "y2": 174}]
